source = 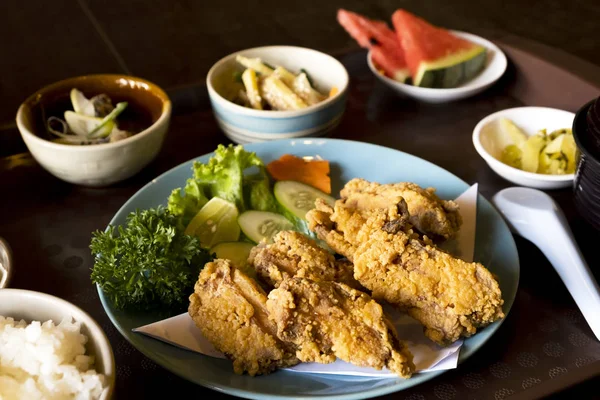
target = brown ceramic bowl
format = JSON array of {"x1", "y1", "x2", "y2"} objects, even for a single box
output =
[
  {"x1": 572, "y1": 98, "x2": 600, "y2": 230},
  {"x1": 16, "y1": 74, "x2": 171, "y2": 186}
]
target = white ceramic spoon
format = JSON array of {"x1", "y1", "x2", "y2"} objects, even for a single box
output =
[{"x1": 492, "y1": 187, "x2": 600, "y2": 341}]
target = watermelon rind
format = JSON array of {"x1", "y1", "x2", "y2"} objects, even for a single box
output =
[
  {"x1": 392, "y1": 69, "x2": 411, "y2": 83},
  {"x1": 370, "y1": 46, "x2": 410, "y2": 83},
  {"x1": 413, "y1": 45, "x2": 487, "y2": 88},
  {"x1": 374, "y1": 65, "x2": 410, "y2": 83}
]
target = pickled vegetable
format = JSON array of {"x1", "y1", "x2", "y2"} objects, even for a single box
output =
[
  {"x1": 499, "y1": 118, "x2": 527, "y2": 148},
  {"x1": 521, "y1": 135, "x2": 547, "y2": 173},
  {"x1": 561, "y1": 133, "x2": 578, "y2": 173},
  {"x1": 260, "y1": 75, "x2": 308, "y2": 111},
  {"x1": 496, "y1": 119, "x2": 578, "y2": 175},
  {"x1": 232, "y1": 56, "x2": 330, "y2": 110},
  {"x1": 500, "y1": 144, "x2": 522, "y2": 169},
  {"x1": 241, "y1": 68, "x2": 263, "y2": 110}
]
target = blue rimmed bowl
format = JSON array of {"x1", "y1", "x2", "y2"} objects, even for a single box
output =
[{"x1": 206, "y1": 46, "x2": 349, "y2": 144}]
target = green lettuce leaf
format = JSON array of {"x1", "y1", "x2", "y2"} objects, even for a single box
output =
[
  {"x1": 169, "y1": 145, "x2": 278, "y2": 224},
  {"x1": 244, "y1": 166, "x2": 279, "y2": 213},
  {"x1": 167, "y1": 179, "x2": 209, "y2": 228},
  {"x1": 192, "y1": 144, "x2": 264, "y2": 211}
]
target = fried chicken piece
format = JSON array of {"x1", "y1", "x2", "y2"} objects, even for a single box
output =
[
  {"x1": 307, "y1": 196, "x2": 415, "y2": 261},
  {"x1": 307, "y1": 196, "x2": 504, "y2": 346},
  {"x1": 306, "y1": 199, "x2": 360, "y2": 260},
  {"x1": 354, "y1": 216, "x2": 504, "y2": 345},
  {"x1": 188, "y1": 259, "x2": 298, "y2": 375},
  {"x1": 266, "y1": 277, "x2": 415, "y2": 378},
  {"x1": 341, "y1": 178, "x2": 462, "y2": 239},
  {"x1": 248, "y1": 230, "x2": 362, "y2": 289}
]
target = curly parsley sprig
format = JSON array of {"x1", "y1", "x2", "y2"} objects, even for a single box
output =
[{"x1": 91, "y1": 206, "x2": 209, "y2": 310}]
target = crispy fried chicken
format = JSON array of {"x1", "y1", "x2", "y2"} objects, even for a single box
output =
[
  {"x1": 266, "y1": 277, "x2": 415, "y2": 378},
  {"x1": 341, "y1": 178, "x2": 462, "y2": 239},
  {"x1": 306, "y1": 192, "x2": 504, "y2": 346},
  {"x1": 306, "y1": 195, "x2": 416, "y2": 261},
  {"x1": 248, "y1": 230, "x2": 361, "y2": 289},
  {"x1": 188, "y1": 259, "x2": 298, "y2": 375}
]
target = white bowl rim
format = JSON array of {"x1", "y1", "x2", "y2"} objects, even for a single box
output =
[
  {"x1": 473, "y1": 106, "x2": 576, "y2": 182},
  {"x1": 0, "y1": 237, "x2": 13, "y2": 289},
  {"x1": 0, "y1": 288, "x2": 116, "y2": 396},
  {"x1": 206, "y1": 45, "x2": 349, "y2": 119},
  {"x1": 15, "y1": 75, "x2": 172, "y2": 153},
  {"x1": 367, "y1": 31, "x2": 507, "y2": 94}
]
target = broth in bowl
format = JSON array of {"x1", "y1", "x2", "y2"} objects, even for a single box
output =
[
  {"x1": 19, "y1": 74, "x2": 167, "y2": 147},
  {"x1": 34, "y1": 89, "x2": 154, "y2": 145},
  {"x1": 16, "y1": 74, "x2": 172, "y2": 186}
]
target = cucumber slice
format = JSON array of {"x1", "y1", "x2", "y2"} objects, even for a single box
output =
[
  {"x1": 238, "y1": 211, "x2": 294, "y2": 244},
  {"x1": 274, "y1": 181, "x2": 335, "y2": 220},
  {"x1": 210, "y1": 241, "x2": 255, "y2": 269}
]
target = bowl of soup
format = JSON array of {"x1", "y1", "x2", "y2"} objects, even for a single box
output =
[{"x1": 16, "y1": 74, "x2": 171, "y2": 186}]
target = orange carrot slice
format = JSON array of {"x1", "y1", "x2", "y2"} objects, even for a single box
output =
[{"x1": 267, "y1": 154, "x2": 331, "y2": 194}]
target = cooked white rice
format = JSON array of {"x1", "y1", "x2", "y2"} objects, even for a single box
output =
[{"x1": 0, "y1": 316, "x2": 107, "y2": 400}]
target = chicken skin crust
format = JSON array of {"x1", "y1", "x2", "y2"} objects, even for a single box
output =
[
  {"x1": 188, "y1": 259, "x2": 299, "y2": 376},
  {"x1": 307, "y1": 194, "x2": 504, "y2": 346},
  {"x1": 266, "y1": 277, "x2": 415, "y2": 378},
  {"x1": 341, "y1": 178, "x2": 462, "y2": 240},
  {"x1": 249, "y1": 230, "x2": 361, "y2": 290}
]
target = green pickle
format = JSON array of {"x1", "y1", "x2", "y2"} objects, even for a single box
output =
[
  {"x1": 538, "y1": 152, "x2": 566, "y2": 175},
  {"x1": 501, "y1": 144, "x2": 522, "y2": 169},
  {"x1": 521, "y1": 135, "x2": 547, "y2": 173},
  {"x1": 498, "y1": 120, "x2": 577, "y2": 176}
]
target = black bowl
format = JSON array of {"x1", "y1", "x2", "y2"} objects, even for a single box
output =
[{"x1": 573, "y1": 98, "x2": 600, "y2": 231}]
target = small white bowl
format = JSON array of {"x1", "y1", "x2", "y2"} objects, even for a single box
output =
[
  {"x1": 473, "y1": 107, "x2": 576, "y2": 189},
  {"x1": 368, "y1": 31, "x2": 507, "y2": 103},
  {"x1": 207, "y1": 46, "x2": 349, "y2": 143},
  {"x1": 0, "y1": 289, "x2": 115, "y2": 399},
  {"x1": 16, "y1": 75, "x2": 172, "y2": 187}
]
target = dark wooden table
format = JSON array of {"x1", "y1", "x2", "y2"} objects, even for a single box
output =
[{"x1": 2, "y1": 2, "x2": 600, "y2": 399}]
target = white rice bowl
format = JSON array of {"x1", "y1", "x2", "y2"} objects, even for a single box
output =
[{"x1": 0, "y1": 316, "x2": 107, "y2": 400}]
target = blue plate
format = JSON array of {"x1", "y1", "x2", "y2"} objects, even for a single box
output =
[{"x1": 98, "y1": 138, "x2": 519, "y2": 399}]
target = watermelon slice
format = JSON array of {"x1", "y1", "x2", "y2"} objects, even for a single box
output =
[
  {"x1": 337, "y1": 9, "x2": 410, "y2": 83},
  {"x1": 337, "y1": 9, "x2": 398, "y2": 52},
  {"x1": 370, "y1": 46, "x2": 410, "y2": 82},
  {"x1": 392, "y1": 9, "x2": 487, "y2": 88}
]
